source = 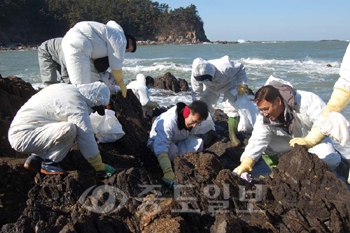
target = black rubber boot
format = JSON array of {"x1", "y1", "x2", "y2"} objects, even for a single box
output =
[
  {"x1": 24, "y1": 154, "x2": 44, "y2": 173},
  {"x1": 40, "y1": 160, "x2": 67, "y2": 175}
]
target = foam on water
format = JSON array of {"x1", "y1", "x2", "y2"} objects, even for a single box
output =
[
  {"x1": 123, "y1": 62, "x2": 191, "y2": 74},
  {"x1": 123, "y1": 57, "x2": 174, "y2": 65}
]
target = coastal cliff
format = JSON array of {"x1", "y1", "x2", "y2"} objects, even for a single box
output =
[{"x1": 0, "y1": 1, "x2": 209, "y2": 46}]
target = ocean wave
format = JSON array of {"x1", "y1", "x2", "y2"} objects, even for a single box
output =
[
  {"x1": 123, "y1": 63, "x2": 191, "y2": 73},
  {"x1": 124, "y1": 57, "x2": 174, "y2": 65},
  {"x1": 262, "y1": 41, "x2": 275, "y2": 44}
]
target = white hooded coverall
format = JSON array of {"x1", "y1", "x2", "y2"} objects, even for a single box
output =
[
  {"x1": 147, "y1": 105, "x2": 204, "y2": 161},
  {"x1": 313, "y1": 43, "x2": 350, "y2": 146},
  {"x1": 191, "y1": 55, "x2": 248, "y2": 117},
  {"x1": 8, "y1": 82, "x2": 110, "y2": 162},
  {"x1": 240, "y1": 78, "x2": 341, "y2": 170},
  {"x1": 334, "y1": 43, "x2": 350, "y2": 93},
  {"x1": 62, "y1": 20, "x2": 127, "y2": 85},
  {"x1": 39, "y1": 37, "x2": 116, "y2": 93}
]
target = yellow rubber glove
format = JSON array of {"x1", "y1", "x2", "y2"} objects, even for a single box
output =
[
  {"x1": 232, "y1": 157, "x2": 255, "y2": 176},
  {"x1": 237, "y1": 84, "x2": 248, "y2": 96},
  {"x1": 289, "y1": 127, "x2": 325, "y2": 149},
  {"x1": 157, "y1": 152, "x2": 175, "y2": 181},
  {"x1": 323, "y1": 88, "x2": 350, "y2": 117},
  {"x1": 147, "y1": 101, "x2": 158, "y2": 110},
  {"x1": 86, "y1": 153, "x2": 105, "y2": 171},
  {"x1": 112, "y1": 69, "x2": 127, "y2": 98}
]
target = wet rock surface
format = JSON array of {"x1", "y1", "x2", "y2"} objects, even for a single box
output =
[
  {"x1": 249, "y1": 146, "x2": 350, "y2": 232},
  {"x1": 0, "y1": 75, "x2": 38, "y2": 158},
  {"x1": 154, "y1": 72, "x2": 189, "y2": 93},
  {"x1": 0, "y1": 76, "x2": 349, "y2": 233}
]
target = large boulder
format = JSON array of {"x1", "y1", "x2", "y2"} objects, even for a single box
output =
[
  {"x1": 0, "y1": 75, "x2": 37, "y2": 157},
  {"x1": 154, "y1": 72, "x2": 189, "y2": 93},
  {"x1": 257, "y1": 145, "x2": 350, "y2": 232}
]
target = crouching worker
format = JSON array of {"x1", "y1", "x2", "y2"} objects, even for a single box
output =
[
  {"x1": 8, "y1": 82, "x2": 116, "y2": 178},
  {"x1": 233, "y1": 76, "x2": 341, "y2": 177},
  {"x1": 147, "y1": 100, "x2": 209, "y2": 188}
]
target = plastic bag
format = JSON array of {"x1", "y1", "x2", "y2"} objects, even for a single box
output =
[
  {"x1": 90, "y1": 109, "x2": 125, "y2": 143},
  {"x1": 236, "y1": 94, "x2": 259, "y2": 134}
]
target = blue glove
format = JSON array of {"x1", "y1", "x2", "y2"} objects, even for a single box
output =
[{"x1": 162, "y1": 178, "x2": 177, "y2": 189}]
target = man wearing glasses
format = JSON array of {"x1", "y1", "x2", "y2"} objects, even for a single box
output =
[
  {"x1": 233, "y1": 76, "x2": 341, "y2": 177},
  {"x1": 147, "y1": 100, "x2": 209, "y2": 188}
]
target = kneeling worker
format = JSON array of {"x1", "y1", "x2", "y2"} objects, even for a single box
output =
[{"x1": 147, "y1": 100, "x2": 209, "y2": 188}]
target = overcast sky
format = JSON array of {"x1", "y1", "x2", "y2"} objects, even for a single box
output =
[{"x1": 159, "y1": 0, "x2": 350, "y2": 42}]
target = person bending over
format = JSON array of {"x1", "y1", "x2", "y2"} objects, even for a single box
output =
[
  {"x1": 62, "y1": 20, "x2": 136, "y2": 97},
  {"x1": 191, "y1": 55, "x2": 248, "y2": 147},
  {"x1": 233, "y1": 76, "x2": 340, "y2": 176}
]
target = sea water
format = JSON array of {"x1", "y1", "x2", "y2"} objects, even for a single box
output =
[{"x1": 1, "y1": 41, "x2": 349, "y2": 159}]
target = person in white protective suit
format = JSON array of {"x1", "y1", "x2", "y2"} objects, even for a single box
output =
[
  {"x1": 62, "y1": 20, "x2": 137, "y2": 98},
  {"x1": 8, "y1": 82, "x2": 116, "y2": 178},
  {"x1": 147, "y1": 100, "x2": 209, "y2": 188},
  {"x1": 233, "y1": 76, "x2": 341, "y2": 177},
  {"x1": 127, "y1": 74, "x2": 157, "y2": 118},
  {"x1": 290, "y1": 43, "x2": 350, "y2": 183},
  {"x1": 38, "y1": 37, "x2": 117, "y2": 93},
  {"x1": 191, "y1": 55, "x2": 249, "y2": 147}
]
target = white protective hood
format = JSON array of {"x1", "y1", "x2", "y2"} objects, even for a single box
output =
[
  {"x1": 191, "y1": 56, "x2": 247, "y2": 97},
  {"x1": 75, "y1": 82, "x2": 111, "y2": 108},
  {"x1": 192, "y1": 58, "x2": 216, "y2": 78},
  {"x1": 136, "y1": 73, "x2": 146, "y2": 85}
]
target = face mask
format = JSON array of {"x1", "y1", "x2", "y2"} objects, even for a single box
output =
[
  {"x1": 195, "y1": 74, "x2": 212, "y2": 83},
  {"x1": 91, "y1": 105, "x2": 105, "y2": 116},
  {"x1": 146, "y1": 85, "x2": 151, "y2": 90},
  {"x1": 200, "y1": 79, "x2": 210, "y2": 83}
]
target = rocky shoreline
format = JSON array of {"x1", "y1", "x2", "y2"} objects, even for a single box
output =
[
  {"x1": 2, "y1": 39, "x2": 344, "y2": 52},
  {"x1": 0, "y1": 74, "x2": 349, "y2": 232},
  {"x1": 0, "y1": 40, "x2": 243, "y2": 52}
]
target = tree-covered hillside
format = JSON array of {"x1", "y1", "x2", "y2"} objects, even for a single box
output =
[{"x1": 0, "y1": 0, "x2": 209, "y2": 45}]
